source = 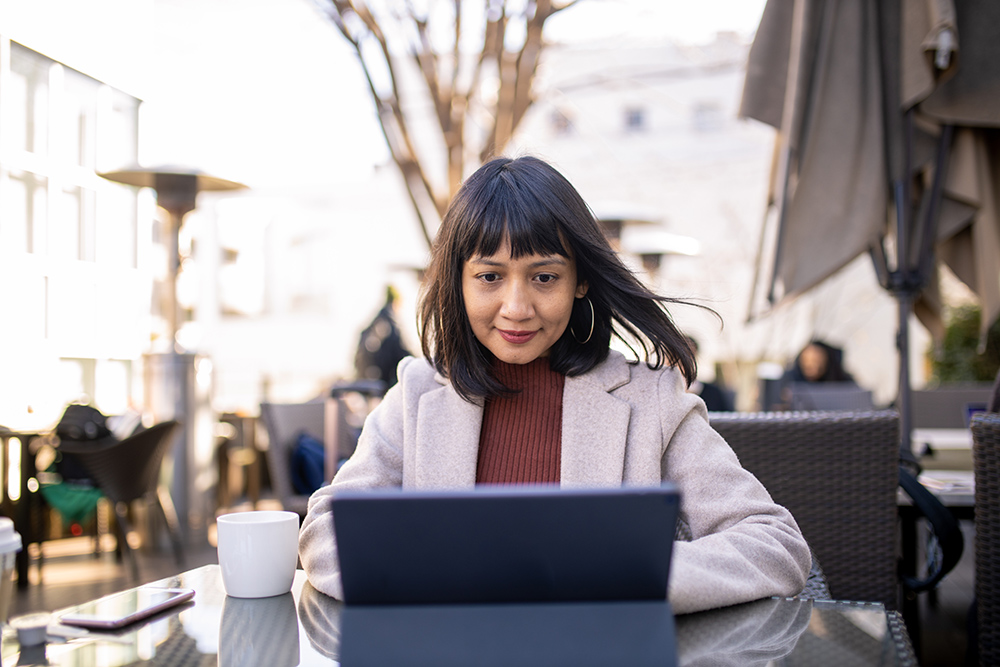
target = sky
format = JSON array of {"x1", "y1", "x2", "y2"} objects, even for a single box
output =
[
  {"x1": 140, "y1": 0, "x2": 768, "y2": 190},
  {"x1": 546, "y1": 0, "x2": 767, "y2": 44}
]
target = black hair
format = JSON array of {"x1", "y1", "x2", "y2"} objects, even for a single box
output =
[
  {"x1": 419, "y1": 155, "x2": 706, "y2": 402},
  {"x1": 791, "y1": 340, "x2": 855, "y2": 383}
]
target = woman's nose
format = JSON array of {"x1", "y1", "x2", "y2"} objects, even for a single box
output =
[{"x1": 500, "y1": 282, "x2": 534, "y2": 321}]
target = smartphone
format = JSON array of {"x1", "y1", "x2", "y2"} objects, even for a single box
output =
[{"x1": 57, "y1": 587, "x2": 195, "y2": 630}]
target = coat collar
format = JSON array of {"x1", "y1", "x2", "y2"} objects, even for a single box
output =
[
  {"x1": 413, "y1": 351, "x2": 634, "y2": 489},
  {"x1": 561, "y1": 351, "x2": 633, "y2": 487}
]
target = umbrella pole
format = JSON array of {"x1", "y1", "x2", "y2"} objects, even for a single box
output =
[
  {"x1": 896, "y1": 108, "x2": 914, "y2": 465},
  {"x1": 893, "y1": 120, "x2": 954, "y2": 471},
  {"x1": 896, "y1": 289, "x2": 916, "y2": 466},
  {"x1": 873, "y1": 0, "x2": 919, "y2": 468}
]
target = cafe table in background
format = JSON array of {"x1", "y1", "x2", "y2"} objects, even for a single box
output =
[{"x1": 1, "y1": 565, "x2": 917, "y2": 666}]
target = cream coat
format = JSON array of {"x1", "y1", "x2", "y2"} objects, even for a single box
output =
[{"x1": 299, "y1": 351, "x2": 811, "y2": 614}]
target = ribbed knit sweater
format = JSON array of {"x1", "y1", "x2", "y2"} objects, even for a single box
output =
[{"x1": 475, "y1": 358, "x2": 565, "y2": 484}]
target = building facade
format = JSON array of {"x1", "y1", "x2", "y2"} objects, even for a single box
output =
[{"x1": 0, "y1": 12, "x2": 158, "y2": 431}]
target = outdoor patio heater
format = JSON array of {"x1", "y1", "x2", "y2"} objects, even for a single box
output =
[{"x1": 99, "y1": 166, "x2": 246, "y2": 548}]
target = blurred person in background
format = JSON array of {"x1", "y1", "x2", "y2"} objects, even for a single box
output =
[
  {"x1": 354, "y1": 286, "x2": 411, "y2": 388},
  {"x1": 772, "y1": 340, "x2": 860, "y2": 410},
  {"x1": 685, "y1": 336, "x2": 734, "y2": 412},
  {"x1": 784, "y1": 340, "x2": 856, "y2": 385}
]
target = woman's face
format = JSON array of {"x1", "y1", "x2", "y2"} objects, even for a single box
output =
[
  {"x1": 462, "y1": 238, "x2": 588, "y2": 365},
  {"x1": 799, "y1": 344, "x2": 829, "y2": 381}
]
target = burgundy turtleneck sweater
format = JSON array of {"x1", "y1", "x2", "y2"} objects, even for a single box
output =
[{"x1": 475, "y1": 358, "x2": 565, "y2": 485}]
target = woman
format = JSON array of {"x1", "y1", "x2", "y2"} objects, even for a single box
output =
[
  {"x1": 299, "y1": 156, "x2": 811, "y2": 614},
  {"x1": 774, "y1": 340, "x2": 858, "y2": 410},
  {"x1": 785, "y1": 340, "x2": 855, "y2": 384}
]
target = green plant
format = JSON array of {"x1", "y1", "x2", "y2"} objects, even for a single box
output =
[{"x1": 928, "y1": 304, "x2": 1000, "y2": 383}]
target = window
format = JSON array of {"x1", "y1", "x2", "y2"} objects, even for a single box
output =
[
  {"x1": 1, "y1": 42, "x2": 140, "y2": 264},
  {"x1": 52, "y1": 185, "x2": 84, "y2": 260},
  {"x1": 624, "y1": 106, "x2": 646, "y2": 132},
  {"x1": 692, "y1": 101, "x2": 724, "y2": 132},
  {"x1": 2, "y1": 170, "x2": 47, "y2": 253},
  {"x1": 60, "y1": 68, "x2": 99, "y2": 168},
  {"x1": 550, "y1": 108, "x2": 573, "y2": 136},
  {"x1": 8, "y1": 45, "x2": 49, "y2": 155}
]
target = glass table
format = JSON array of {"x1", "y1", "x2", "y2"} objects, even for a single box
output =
[{"x1": 3, "y1": 565, "x2": 917, "y2": 666}]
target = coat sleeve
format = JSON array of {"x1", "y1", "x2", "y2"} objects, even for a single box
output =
[
  {"x1": 658, "y1": 372, "x2": 812, "y2": 614},
  {"x1": 297, "y1": 358, "x2": 414, "y2": 599}
]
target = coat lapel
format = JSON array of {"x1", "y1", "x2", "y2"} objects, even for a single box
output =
[
  {"x1": 410, "y1": 353, "x2": 633, "y2": 489},
  {"x1": 561, "y1": 353, "x2": 633, "y2": 487},
  {"x1": 412, "y1": 377, "x2": 483, "y2": 489}
]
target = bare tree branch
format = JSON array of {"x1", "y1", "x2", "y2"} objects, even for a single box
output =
[
  {"x1": 314, "y1": 0, "x2": 564, "y2": 247},
  {"x1": 551, "y1": 0, "x2": 581, "y2": 14}
]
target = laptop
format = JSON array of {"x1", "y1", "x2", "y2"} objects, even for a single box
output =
[
  {"x1": 787, "y1": 382, "x2": 874, "y2": 411},
  {"x1": 331, "y1": 483, "x2": 680, "y2": 605}
]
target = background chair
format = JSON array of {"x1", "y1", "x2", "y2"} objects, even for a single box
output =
[
  {"x1": 261, "y1": 383, "x2": 386, "y2": 520},
  {"x1": 709, "y1": 410, "x2": 900, "y2": 607},
  {"x1": 973, "y1": 411, "x2": 1000, "y2": 665},
  {"x1": 260, "y1": 401, "x2": 326, "y2": 519},
  {"x1": 57, "y1": 420, "x2": 184, "y2": 583},
  {"x1": 913, "y1": 385, "x2": 994, "y2": 429}
]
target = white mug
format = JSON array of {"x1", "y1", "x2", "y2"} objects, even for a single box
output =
[{"x1": 217, "y1": 511, "x2": 299, "y2": 598}]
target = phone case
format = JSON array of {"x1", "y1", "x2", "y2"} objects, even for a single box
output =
[{"x1": 58, "y1": 587, "x2": 195, "y2": 629}]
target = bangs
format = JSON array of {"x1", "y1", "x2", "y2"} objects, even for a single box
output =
[{"x1": 459, "y1": 185, "x2": 571, "y2": 261}]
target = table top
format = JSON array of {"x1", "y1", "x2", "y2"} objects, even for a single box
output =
[
  {"x1": 3, "y1": 565, "x2": 917, "y2": 666},
  {"x1": 898, "y1": 469, "x2": 976, "y2": 510}
]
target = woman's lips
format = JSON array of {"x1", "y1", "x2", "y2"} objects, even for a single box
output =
[{"x1": 498, "y1": 329, "x2": 537, "y2": 344}]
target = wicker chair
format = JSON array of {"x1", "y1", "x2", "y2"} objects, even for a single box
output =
[
  {"x1": 57, "y1": 420, "x2": 184, "y2": 582},
  {"x1": 973, "y1": 411, "x2": 1000, "y2": 665},
  {"x1": 709, "y1": 410, "x2": 900, "y2": 607}
]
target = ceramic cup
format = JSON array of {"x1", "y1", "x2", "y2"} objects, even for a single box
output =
[{"x1": 217, "y1": 511, "x2": 299, "y2": 598}]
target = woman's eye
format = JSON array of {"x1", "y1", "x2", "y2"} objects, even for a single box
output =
[
  {"x1": 479, "y1": 273, "x2": 500, "y2": 283},
  {"x1": 536, "y1": 273, "x2": 557, "y2": 284}
]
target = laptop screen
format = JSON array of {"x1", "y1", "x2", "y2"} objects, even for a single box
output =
[{"x1": 332, "y1": 484, "x2": 680, "y2": 605}]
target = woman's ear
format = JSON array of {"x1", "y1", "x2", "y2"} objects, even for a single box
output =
[{"x1": 576, "y1": 281, "x2": 589, "y2": 298}]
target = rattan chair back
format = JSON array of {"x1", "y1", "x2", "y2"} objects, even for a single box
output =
[
  {"x1": 60, "y1": 420, "x2": 180, "y2": 504},
  {"x1": 973, "y1": 411, "x2": 1000, "y2": 665},
  {"x1": 709, "y1": 410, "x2": 900, "y2": 608},
  {"x1": 57, "y1": 420, "x2": 184, "y2": 580}
]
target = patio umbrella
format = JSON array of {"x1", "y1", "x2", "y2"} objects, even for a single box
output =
[{"x1": 740, "y1": 0, "x2": 1000, "y2": 457}]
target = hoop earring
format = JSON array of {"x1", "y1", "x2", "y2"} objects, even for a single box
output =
[{"x1": 570, "y1": 296, "x2": 594, "y2": 345}]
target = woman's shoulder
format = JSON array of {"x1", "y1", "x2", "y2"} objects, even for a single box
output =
[
  {"x1": 586, "y1": 350, "x2": 686, "y2": 392},
  {"x1": 586, "y1": 352, "x2": 700, "y2": 426},
  {"x1": 396, "y1": 355, "x2": 441, "y2": 388}
]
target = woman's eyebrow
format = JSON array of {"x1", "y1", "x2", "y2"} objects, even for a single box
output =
[
  {"x1": 467, "y1": 256, "x2": 503, "y2": 267},
  {"x1": 530, "y1": 256, "x2": 568, "y2": 268}
]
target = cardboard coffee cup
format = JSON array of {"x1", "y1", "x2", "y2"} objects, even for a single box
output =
[{"x1": 0, "y1": 517, "x2": 23, "y2": 624}]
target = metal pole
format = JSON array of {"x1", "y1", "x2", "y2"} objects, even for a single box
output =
[
  {"x1": 897, "y1": 291, "x2": 914, "y2": 462},
  {"x1": 99, "y1": 166, "x2": 244, "y2": 549},
  {"x1": 165, "y1": 210, "x2": 182, "y2": 352},
  {"x1": 893, "y1": 166, "x2": 916, "y2": 464}
]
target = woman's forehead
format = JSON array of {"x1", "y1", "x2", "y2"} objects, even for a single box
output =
[
  {"x1": 467, "y1": 240, "x2": 572, "y2": 265},
  {"x1": 465, "y1": 227, "x2": 571, "y2": 261}
]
